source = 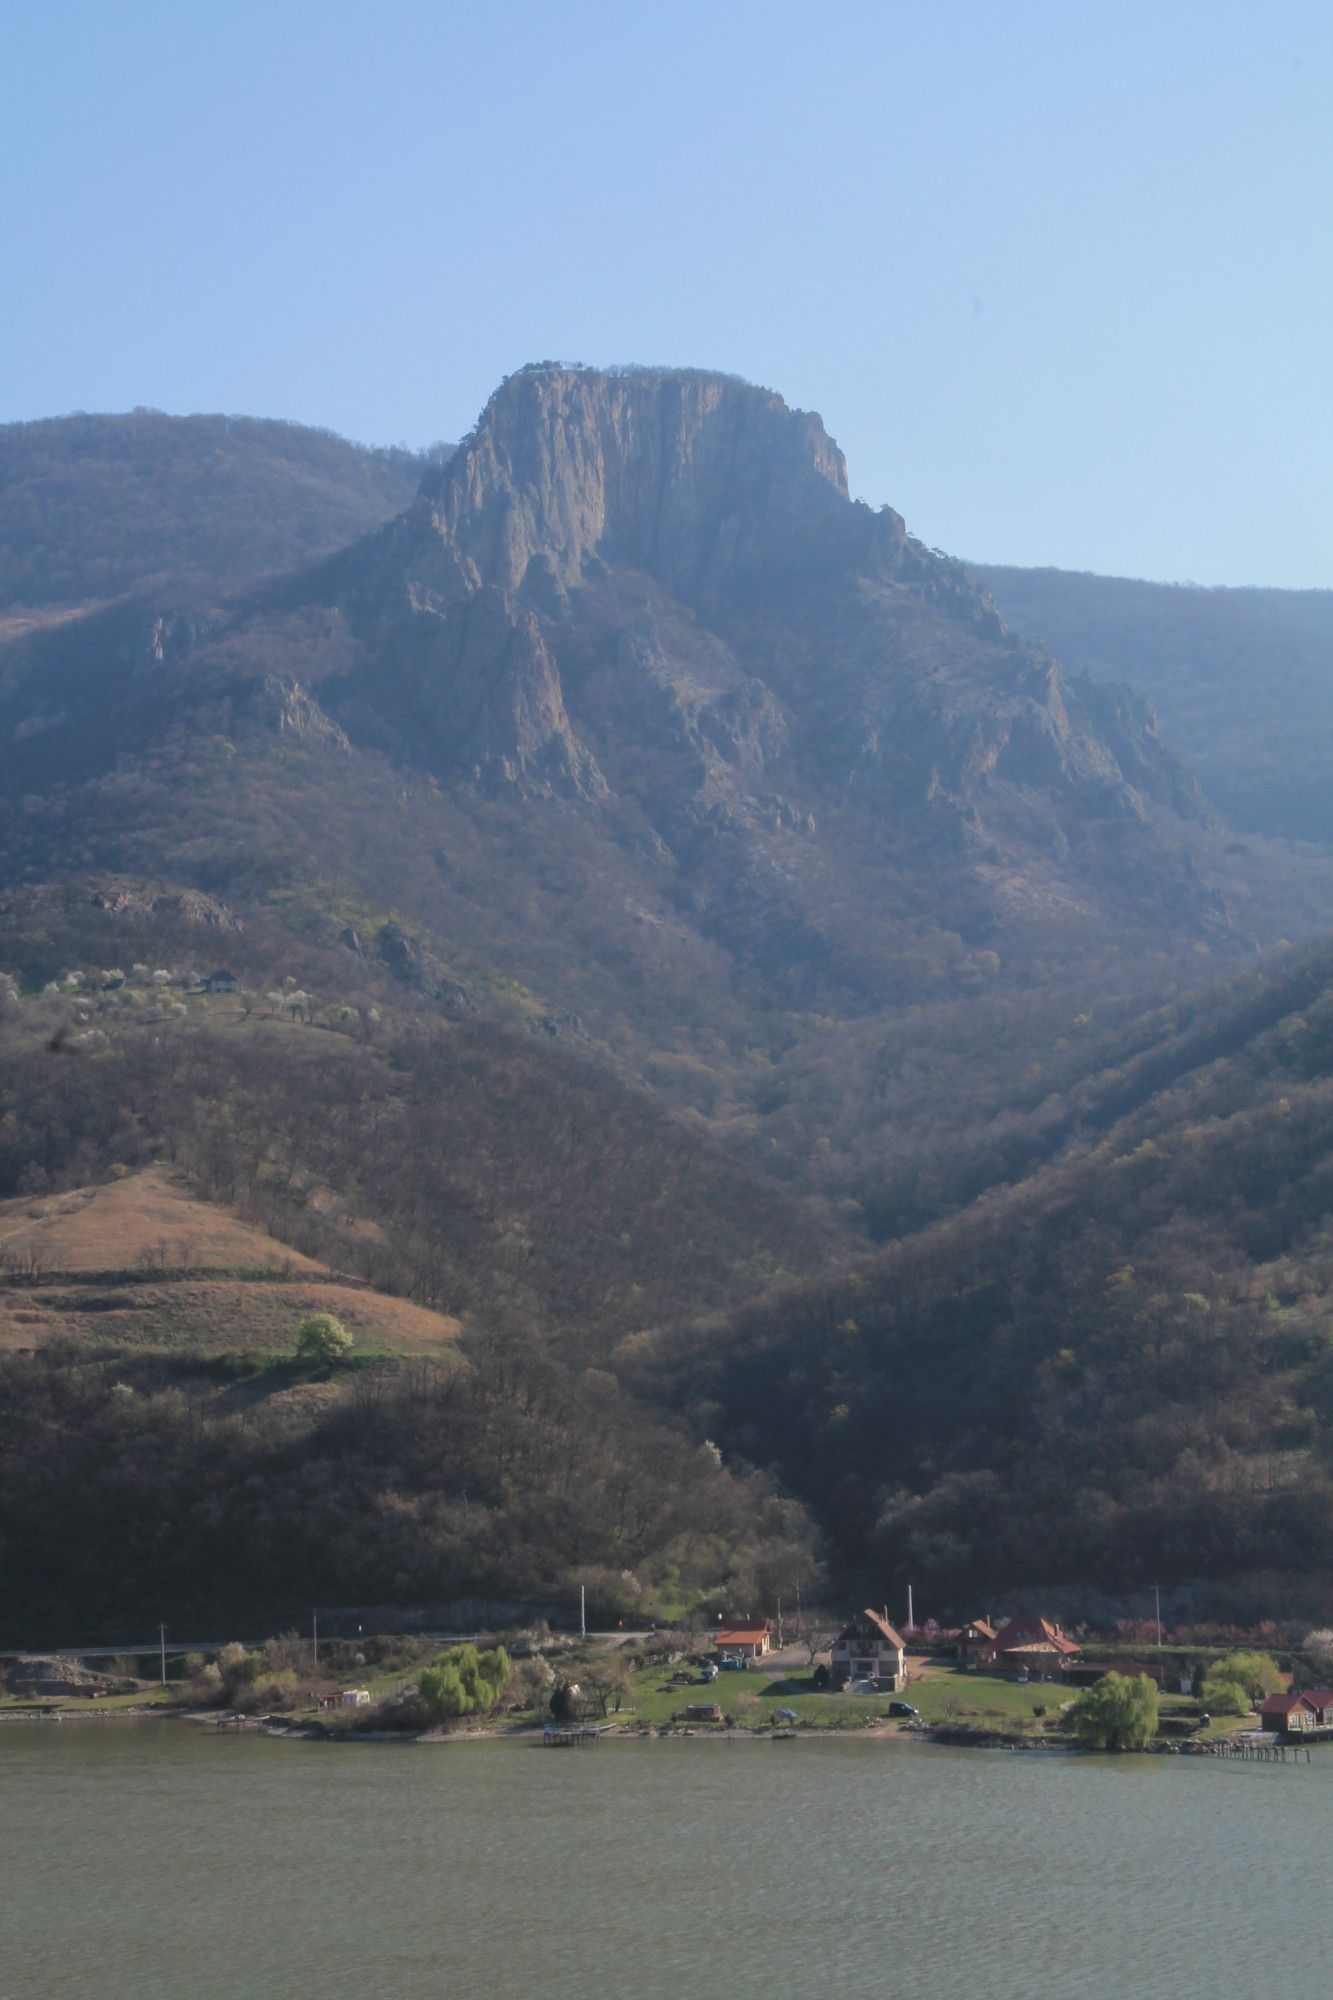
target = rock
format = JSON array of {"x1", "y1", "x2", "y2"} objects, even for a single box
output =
[{"x1": 7, "y1": 1655, "x2": 136, "y2": 1697}]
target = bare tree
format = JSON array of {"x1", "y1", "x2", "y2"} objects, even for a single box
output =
[
  {"x1": 800, "y1": 1620, "x2": 839, "y2": 1670},
  {"x1": 1303, "y1": 1629, "x2": 1333, "y2": 1679}
]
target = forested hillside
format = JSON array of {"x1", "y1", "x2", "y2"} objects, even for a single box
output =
[
  {"x1": 3, "y1": 365, "x2": 1333, "y2": 1636},
  {"x1": 0, "y1": 411, "x2": 428, "y2": 610},
  {"x1": 977, "y1": 565, "x2": 1333, "y2": 846},
  {"x1": 632, "y1": 936, "x2": 1333, "y2": 1616}
]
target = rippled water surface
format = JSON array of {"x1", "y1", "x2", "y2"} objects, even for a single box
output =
[{"x1": 1, "y1": 1724, "x2": 1330, "y2": 1998}]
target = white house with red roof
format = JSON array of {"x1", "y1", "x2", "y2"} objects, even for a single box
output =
[{"x1": 830, "y1": 1609, "x2": 906, "y2": 1690}]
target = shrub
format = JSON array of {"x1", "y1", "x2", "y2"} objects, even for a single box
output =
[
  {"x1": 1199, "y1": 1673, "x2": 1251, "y2": 1716},
  {"x1": 295, "y1": 1313, "x2": 353, "y2": 1363}
]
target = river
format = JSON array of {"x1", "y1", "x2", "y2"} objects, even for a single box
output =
[{"x1": 1, "y1": 1723, "x2": 1328, "y2": 1998}]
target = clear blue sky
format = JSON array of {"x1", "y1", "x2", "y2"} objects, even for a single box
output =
[{"x1": 5, "y1": 1, "x2": 1330, "y2": 586}]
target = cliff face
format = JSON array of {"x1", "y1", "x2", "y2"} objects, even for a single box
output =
[
  {"x1": 319, "y1": 363, "x2": 1203, "y2": 840},
  {"x1": 0, "y1": 363, "x2": 1229, "y2": 1001},
  {"x1": 417, "y1": 365, "x2": 903, "y2": 598}
]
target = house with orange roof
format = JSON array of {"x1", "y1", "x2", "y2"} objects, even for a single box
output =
[{"x1": 713, "y1": 1621, "x2": 773, "y2": 1661}]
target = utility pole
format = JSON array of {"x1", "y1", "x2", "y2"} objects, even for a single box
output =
[
  {"x1": 777, "y1": 1595, "x2": 783, "y2": 1647},
  {"x1": 795, "y1": 1582, "x2": 802, "y2": 1639},
  {"x1": 159, "y1": 1623, "x2": 166, "y2": 1687},
  {"x1": 907, "y1": 1583, "x2": 914, "y2": 1632},
  {"x1": 1154, "y1": 1584, "x2": 1162, "y2": 1650},
  {"x1": 312, "y1": 1608, "x2": 319, "y2": 1668},
  {"x1": 580, "y1": 1584, "x2": 586, "y2": 1640}
]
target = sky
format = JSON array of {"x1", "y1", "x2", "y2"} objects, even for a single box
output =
[{"x1": 4, "y1": 1, "x2": 1330, "y2": 587}]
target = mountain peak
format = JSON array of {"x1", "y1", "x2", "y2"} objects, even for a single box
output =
[{"x1": 417, "y1": 362, "x2": 901, "y2": 597}]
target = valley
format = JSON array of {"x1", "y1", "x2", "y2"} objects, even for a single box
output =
[{"x1": 3, "y1": 366, "x2": 1333, "y2": 1642}]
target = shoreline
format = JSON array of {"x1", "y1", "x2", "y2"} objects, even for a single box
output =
[{"x1": 0, "y1": 1705, "x2": 1067, "y2": 1751}]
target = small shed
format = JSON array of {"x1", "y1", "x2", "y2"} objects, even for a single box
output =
[
  {"x1": 339, "y1": 1687, "x2": 372, "y2": 1707},
  {"x1": 205, "y1": 969, "x2": 240, "y2": 993}
]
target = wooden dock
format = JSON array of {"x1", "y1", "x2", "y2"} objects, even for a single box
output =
[
  {"x1": 1189, "y1": 1736, "x2": 1312, "y2": 1764},
  {"x1": 541, "y1": 1724, "x2": 603, "y2": 1748}
]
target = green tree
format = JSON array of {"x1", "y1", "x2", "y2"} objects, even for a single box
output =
[
  {"x1": 1206, "y1": 1650, "x2": 1283, "y2": 1703},
  {"x1": 1198, "y1": 1672, "x2": 1250, "y2": 1716},
  {"x1": 295, "y1": 1313, "x2": 353, "y2": 1362},
  {"x1": 417, "y1": 1644, "x2": 510, "y2": 1721},
  {"x1": 1069, "y1": 1671, "x2": 1159, "y2": 1751}
]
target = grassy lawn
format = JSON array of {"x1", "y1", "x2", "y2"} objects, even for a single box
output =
[
  {"x1": 607, "y1": 1661, "x2": 1254, "y2": 1741},
  {"x1": 617, "y1": 1666, "x2": 891, "y2": 1729},
  {"x1": 612, "y1": 1661, "x2": 1081, "y2": 1732},
  {"x1": 0, "y1": 1684, "x2": 180, "y2": 1713}
]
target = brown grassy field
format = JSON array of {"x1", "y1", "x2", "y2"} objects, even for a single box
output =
[
  {"x1": 0, "y1": 1166, "x2": 460, "y2": 1355},
  {"x1": 0, "y1": 1163, "x2": 327, "y2": 1275}
]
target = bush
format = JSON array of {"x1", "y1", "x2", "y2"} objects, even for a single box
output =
[
  {"x1": 295, "y1": 1313, "x2": 353, "y2": 1363},
  {"x1": 1199, "y1": 1673, "x2": 1251, "y2": 1716},
  {"x1": 365, "y1": 1635, "x2": 431, "y2": 1671}
]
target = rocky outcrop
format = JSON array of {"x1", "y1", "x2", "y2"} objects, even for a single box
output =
[
  {"x1": 375, "y1": 921, "x2": 476, "y2": 1012},
  {"x1": 416, "y1": 363, "x2": 910, "y2": 599},
  {"x1": 0, "y1": 362, "x2": 1225, "y2": 981}
]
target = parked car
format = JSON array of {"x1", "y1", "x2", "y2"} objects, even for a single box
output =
[{"x1": 887, "y1": 1700, "x2": 919, "y2": 1718}]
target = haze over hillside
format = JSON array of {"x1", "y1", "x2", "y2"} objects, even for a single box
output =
[
  {"x1": 0, "y1": 410, "x2": 427, "y2": 612},
  {"x1": 977, "y1": 565, "x2": 1333, "y2": 848},
  {"x1": 4, "y1": 363, "x2": 1333, "y2": 1635}
]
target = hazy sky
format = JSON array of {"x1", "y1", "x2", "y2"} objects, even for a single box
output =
[{"x1": 5, "y1": 1, "x2": 1330, "y2": 586}]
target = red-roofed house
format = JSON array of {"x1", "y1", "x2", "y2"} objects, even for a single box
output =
[
  {"x1": 993, "y1": 1617, "x2": 1080, "y2": 1673},
  {"x1": 1260, "y1": 1692, "x2": 1317, "y2": 1735},
  {"x1": 713, "y1": 1622, "x2": 772, "y2": 1661},
  {"x1": 831, "y1": 1609, "x2": 906, "y2": 1690},
  {"x1": 1302, "y1": 1689, "x2": 1333, "y2": 1726}
]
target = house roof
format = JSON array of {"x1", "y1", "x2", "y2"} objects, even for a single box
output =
[
  {"x1": 1300, "y1": 1688, "x2": 1333, "y2": 1707},
  {"x1": 837, "y1": 1609, "x2": 906, "y2": 1649},
  {"x1": 961, "y1": 1619, "x2": 997, "y2": 1640},
  {"x1": 993, "y1": 1617, "x2": 1080, "y2": 1656},
  {"x1": 716, "y1": 1626, "x2": 770, "y2": 1644},
  {"x1": 1260, "y1": 1692, "x2": 1314, "y2": 1716}
]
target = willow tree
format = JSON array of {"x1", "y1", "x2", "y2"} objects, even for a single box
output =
[{"x1": 1069, "y1": 1671, "x2": 1158, "y2": 1752}]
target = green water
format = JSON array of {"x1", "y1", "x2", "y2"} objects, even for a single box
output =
[{"x1": 1, "y1": 1723, "x2": 1329, "y2": 1999}]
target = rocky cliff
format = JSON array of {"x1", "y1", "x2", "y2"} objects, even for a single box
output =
[
  {"x1": 311, "y1": 364, "x2": 1204, "y2": 842},
  {"x1": 0, "y1": 363, "x2": 1238, "y2": 1014}
]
